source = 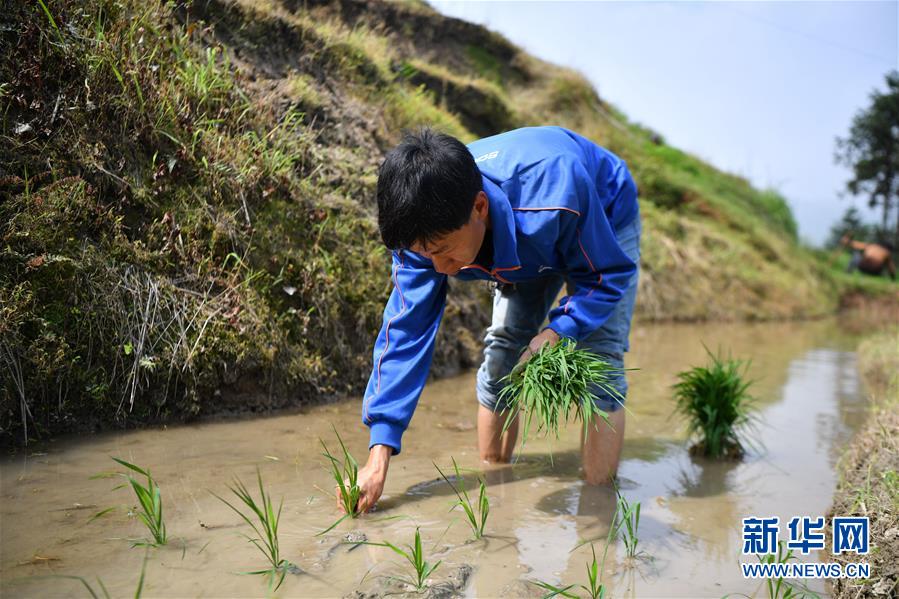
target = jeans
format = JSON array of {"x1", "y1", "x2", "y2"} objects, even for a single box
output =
[{"x1": 475, "y1": 215, "x2": 641, "y2": 413}]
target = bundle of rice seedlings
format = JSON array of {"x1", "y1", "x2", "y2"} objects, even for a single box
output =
[
  {"x1": 498, "y1": 337, "x2": 625, "y2": 445},
  {"x1": 673, "y1": 347, "x2": 756, "y2": 459}
]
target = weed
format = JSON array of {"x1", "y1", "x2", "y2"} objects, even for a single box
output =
[
  {"x1": 434, "y1": 458, "x2": 489, "y2": 540},
  {"x1": 111, "y1": 457, "x2": 166, "y2": 547},
  {"x1": 613, "y1": 488, "x2": 641, "y2": 559},
  {"x1": 364, "y1": 527, "x2": 441, "y2": 591},
  {"x1": 673, "y1": 347, "x2": 756, "y2": 458},
  {"x1": 213, "y1": 469, "x2": 295, "y2": 591},
  {"x1": 317, "y1": 426, "x2": 361, "y2": 535},
  {"x1": 499, "y1": 338, "x2": 624, "y2": 446}
]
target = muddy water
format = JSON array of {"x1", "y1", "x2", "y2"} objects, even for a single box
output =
[{"x1": 1, "y1": 320, "x2": 870, "y2": 598}]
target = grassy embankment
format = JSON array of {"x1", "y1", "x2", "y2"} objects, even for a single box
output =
[
  {"x1": 1, "y1": 0, "x2": 895, "y2": 445},
  {"x1": 830, "y1": 330, "x2": 899, "y2": 598}
]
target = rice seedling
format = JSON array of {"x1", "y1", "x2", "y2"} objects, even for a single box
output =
[
  {"x1": 25, "y1": 548, "x2": 149, "y2": 598},
  {"x1": 673, "y1": 347, "x2": 756, "y2": 458},
  {"x1": 434, "y1": 458, "x2": 489, "y2": 540},
  {"x1": 498, "y1": 338, "x2": 624, "y2": 446},
  {"x1": 756, "y1": 541, "x2": 820, "y2": 599},
  {"x1": 213, "y1": 468, "x2": 295, "y2": 591},
  {"x1": 364, "y1": 527, "x2": 441, "y2": 591},
  {"x1": 613, "y1": 488, "x2": 641, "y2": 559},
  {"x1": 111, "y1": 457, "x2": 166, "y2": 547},
  {"x1": 317, "y1": 426, "x2": 361, "y2": 535},
  {"x1": 533, "y1": 484, "x2": 647, "y2": 597},
  {"x1": 532, "y1": 543, "x2": 607, "y2": 599}
]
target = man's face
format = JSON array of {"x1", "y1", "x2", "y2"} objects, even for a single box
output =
[{"x1": 411, "y1": 191, "x2": 490, "y2": 276}]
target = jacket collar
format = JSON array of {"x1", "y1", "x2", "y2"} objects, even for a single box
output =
[{"x1": 482, "y1": 176, "x2": 521, "y2": 271}]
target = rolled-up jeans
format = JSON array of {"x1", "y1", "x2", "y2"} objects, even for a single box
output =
[{"x1": 475, "y1": 215, "x2": 641, "y2": 413}]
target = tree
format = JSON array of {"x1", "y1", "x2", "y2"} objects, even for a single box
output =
[{"x1": 835, "y1": 70, "x2": 899, "y2": 247}]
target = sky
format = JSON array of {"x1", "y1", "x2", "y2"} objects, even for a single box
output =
[{"x1": 431, "y1": 1, "x2": 898, "y2": 245}]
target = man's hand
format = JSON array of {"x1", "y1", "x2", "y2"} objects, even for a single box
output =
[
  {"x1": 518, "y1": 327, "x2": 561, "y2": 366},
  {"x1": 339, "y1": 444, "x2": 391, "y2": 514}
]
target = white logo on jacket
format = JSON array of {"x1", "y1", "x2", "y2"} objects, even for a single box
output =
[{"x1": 475, "y1": 150, "x2": 499, "y2": 163}]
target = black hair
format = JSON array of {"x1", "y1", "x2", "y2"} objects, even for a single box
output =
[{"x1": 376, "y1": 128, "x2": 483, "y2": 250}]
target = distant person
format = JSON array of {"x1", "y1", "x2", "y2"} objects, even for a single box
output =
[
  {"x1": 343, "y1": 126, "x2": 641, "y2": 514},
  {"x1": 840, "y1": 234, "x2": 896, "y2": 280}
]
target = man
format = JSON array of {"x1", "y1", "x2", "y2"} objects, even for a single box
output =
[
  {"x1": 840, "y1": 234, "x2": 896, "y2": 280},
  {"x1": 348, "y1": 126, "x2": 640, "y2": 514}
]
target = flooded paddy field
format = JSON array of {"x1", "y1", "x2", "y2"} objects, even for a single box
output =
[{"x1": 1, "y1": 319, "x2": 870, "y2": 597}]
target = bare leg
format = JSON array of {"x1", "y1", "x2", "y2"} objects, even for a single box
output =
[
  {"x1": 582, "y1": 409, "x2": 626, "y2": 484},
  {"x1": 478, "y1": 404, "x2": 519, "y2": 462}
]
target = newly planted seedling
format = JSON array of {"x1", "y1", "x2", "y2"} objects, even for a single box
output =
[
  {"x1": 756, "y1": 541, "x2": 820, "y2": 599},
  {"x1": 532, "y1": 543, "x2": 607, "y2": 599},
  {"x1": 613, "y1": 488, "x2": 641, "y2": 559},
  {"x1": 111, "y1": 457, "x2": 166, "y2": 547},
  {"x1": 317, "y1": 426, "x2": 361, "y2": 535},
  {"x1": 434, "y1": 458, "x2": 489, "y2": 540},
  {"x1": 673, "y1": 347, "x2": 756, "y2": 458},
  {"x1": 25, "y1": 548, "x2": 150, "y2": 599},
  {"x1": 499, "y1": 338, "x2": 625, "y2": 446},
  {"x1": 213, "y1": 468, "x2": 295, "y2": 591},
  {"x1": 364, "y1": 527, "x2": 441, "y2": 591}
]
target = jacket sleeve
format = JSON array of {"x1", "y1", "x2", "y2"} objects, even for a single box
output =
[
  {"x1": 362, "y1": 249, "x2": 447, "y2": 455},
  {"x1": 546, "y1": 161, "x2": 636, "y2": 341}
]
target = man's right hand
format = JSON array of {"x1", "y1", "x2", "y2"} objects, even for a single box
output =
[{"x1": 342, "y1": 444, "x2": 391, "y2": 514}]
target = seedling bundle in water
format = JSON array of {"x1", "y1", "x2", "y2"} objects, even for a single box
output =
[
  {"x1": 673, "y1": 347, "x2": 756, "y2": 459},
  {"x1": 498, "y1": 338, "x2": 625, "y2": 445}
]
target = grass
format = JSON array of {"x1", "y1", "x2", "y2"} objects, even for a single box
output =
[
  {"x1": 111, "y1": 458, "x2": 166, "y2": 547},
  {"x1": 498, "y1": 338, "x2": 623, "y2": 446},
  {"x1": 672, "y1": 347, "x2": 756, "y2": 458},
  {"x1": 831, "y1": 328, "x2": 898, "y2": 598},
  {"x1": 434, "y1": 458, "x2": 489, "y2": 540},
  {"x1": 213, "y1": 468, "x2": 295, "y2": 591},
  {"x1": 613, "y1": 487, "x2": 641, "y2": 559},
  {"x1": 364, "y1": 527, "x2": 441, "y2": 591},
  {"x1": 317, "y1": 426, "x2": 361, "y2": 535}
]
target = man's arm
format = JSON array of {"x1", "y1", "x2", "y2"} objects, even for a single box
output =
[
  {"x1": 545, "y1": 162, "x2": 637, "y2": 341},
  {"x1": 352, "y1": 249, "x2": 446, "y2": 512}
]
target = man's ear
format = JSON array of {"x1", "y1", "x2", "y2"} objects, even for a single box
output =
[{"x1": 473, "y1": 191, "x2": 489, "y2": 220}]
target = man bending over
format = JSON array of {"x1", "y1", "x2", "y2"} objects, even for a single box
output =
[{"x1": 349, "y1": 126, "x2": 641, "y2": 513}]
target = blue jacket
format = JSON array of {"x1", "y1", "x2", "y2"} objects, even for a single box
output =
[{"x1": 362, "y1": 126, "x2": 639, "y2": 453}]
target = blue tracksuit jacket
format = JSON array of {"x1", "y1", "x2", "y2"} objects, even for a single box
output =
[{"x1": 362, "y1": 126, "x2": 639, "y2": 453}]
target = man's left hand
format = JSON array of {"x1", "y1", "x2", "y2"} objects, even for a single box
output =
[{"x1": 518, "y1": 328, "x2": 561, "y2": 366}]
